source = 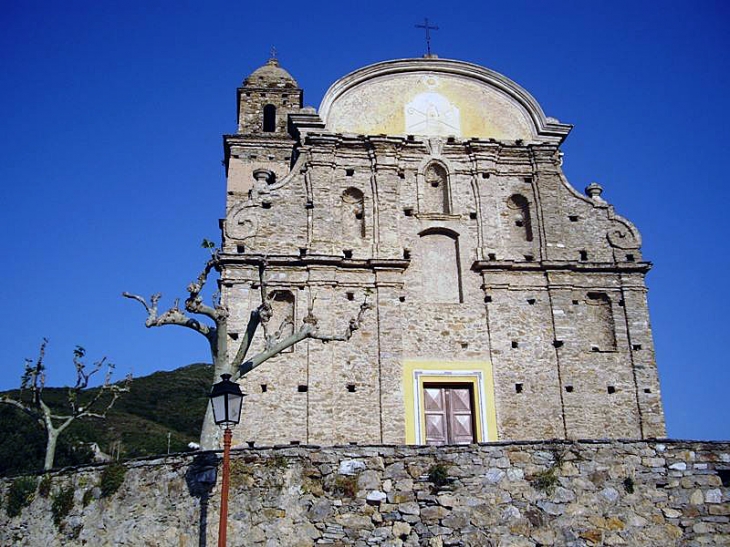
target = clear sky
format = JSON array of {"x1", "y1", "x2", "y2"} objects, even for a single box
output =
[{"x1": 1, "y1": 1, "x2": 727, "y2": 440}]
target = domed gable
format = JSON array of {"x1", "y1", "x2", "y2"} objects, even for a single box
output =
[
  {"x1": 318, "y1": 58, "x2": 571, "y2": 143},
  {"x1": 243, "y1": 58, "x2": 299, "y2": 89}
]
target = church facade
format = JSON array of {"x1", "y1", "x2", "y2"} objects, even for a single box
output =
[{"x1": 219, "y1": 56, "x2": 666, "y2": 446}]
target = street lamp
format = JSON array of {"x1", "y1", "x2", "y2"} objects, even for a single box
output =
[{"x1": 209, "y1": 374, "x2": 244, "y2": 547}]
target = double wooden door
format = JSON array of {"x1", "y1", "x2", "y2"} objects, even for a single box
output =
[{"x1": 423, "y1": 383, "x2": 476, "y2": 445}]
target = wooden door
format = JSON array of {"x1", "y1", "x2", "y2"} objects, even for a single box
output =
[{"x1": 423, "y1": 384, "x2": 476, "y2": 445}]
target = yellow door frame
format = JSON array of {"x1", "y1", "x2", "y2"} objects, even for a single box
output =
[{"x1": 402, "y1": 359, "x2": 498, "y2": 444}]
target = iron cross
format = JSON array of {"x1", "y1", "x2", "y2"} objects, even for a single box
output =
[{"x1": 415, "y1": 18, "x2": 439, "y2": 56}]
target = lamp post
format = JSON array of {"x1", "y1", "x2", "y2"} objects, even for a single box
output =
[{"x1": 209, "y1": 374, "x2": 244, "y2": 547}]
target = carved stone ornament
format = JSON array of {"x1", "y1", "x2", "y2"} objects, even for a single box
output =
[
  {"x1": 253, "y1": 168, "x2": 275, "y2": 185},
  {"x1": 585, "y1": 182, "x2": 604, "y2": 201},
  {"x1": 227, "y1": 207, "x2": 259, "y2": 241},
  {"x1": 425, "y1": 137, "x2": 445, "y2": 156},
  {"x1": 424, "y1": 163, "x2": 447, "y2": 188},
  {"x1": 252, "y1": 168, "x2": 275, "y2": 198},
  {"x1": 607, "y1": 227, "x2": 640, "y2": 250}
]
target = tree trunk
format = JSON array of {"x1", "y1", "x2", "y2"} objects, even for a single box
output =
[
  {"x1": 198, "y1": 351, "x2": 234, "y2": 450},
  {"x1": 44, "y1": 429, "x2": 58, "y2": 471},
  {"x1": 199, "y1": 405, "x2": 220, "y2": 451}
]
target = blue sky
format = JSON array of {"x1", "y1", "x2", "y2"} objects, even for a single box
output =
[{"x1": 1, "y1": 1, "x2": 727, "y2": 440}]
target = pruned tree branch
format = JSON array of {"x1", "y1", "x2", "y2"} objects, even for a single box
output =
[
  {"x1": 123, "y1": 254, "x2": 228, "y2": 346},
  {"x1": 121, "y1": 292, "x2": 154, "y2": 314},
  {"x1": 125, "y1": 246, "x2": 372, "y2": 450},
  {"x1": 237, "y1": 322, "x2": 316, "y2": 377},
  {"x1": 230, "y1": 310, "x2": 260, "y2": 371},
  {"x1": 0, "y1": 396, "x2": 45, "y2": 427},
  {"x1": 267, "y1": 316, "x2": 295, "y2": 350},
  {"x1": 0, "y1": 341, "x2": 131, "y2": 470},
  {"x1": 256, "y1": 259, "x2": 273, "y2": 340},
  {"x1": 185, "y1": 255, "x2": 226, "y2": 322},
  {"x1": 71, "y1": 347, "x2": 105, "y2": 401},
  {"x1": 235, "y1": 296, "x2": 371, "y2": 378},
  {"x1": 123, "y1": 291, "x2": 215, "y2": 339},
  {"x1": 231, "y1": 257, "x2": 274, "y2": 367},
  {"x1": 311, "y1": 297, "x2": 371, "y2": 343},
  {"x1": 20, "y1": 337, "x2": 47, "y2": 406}
]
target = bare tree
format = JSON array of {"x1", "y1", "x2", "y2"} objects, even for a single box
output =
[
  {"x1": 123, "y1": 247, "x2": 370, "y2": 449},
  {"x1": 0, "y1": 339, "x2": 131, "y2": 471}
]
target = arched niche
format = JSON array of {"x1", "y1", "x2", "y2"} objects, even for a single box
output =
[
  {"x1": 585, "y1": 292, "x2": 617, "y2": 352},
  {"x1": 422, "y1": 163, "x2": 450, "y2": 215},
  {"x1": 418, "y1": 228, "x2": 462, "y2": 303},
  {"x1": 341, "y1": 187, "x2": 366, "y2": 239},
  {"x1": 506, "y1": 194, "x2": 533, "y2": 242}
]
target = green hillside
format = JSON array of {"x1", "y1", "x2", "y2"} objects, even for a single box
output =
[{"x1": 0, "y1": 363, "x2": 213, "y2": 476}]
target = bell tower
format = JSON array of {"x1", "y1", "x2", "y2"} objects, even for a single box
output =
[
  {"x1": 236, "y1": 56, "x2": 303, "y2": 135},
  {"x1": 223, "y1": 57, "x2": 304, "y2": 212}
]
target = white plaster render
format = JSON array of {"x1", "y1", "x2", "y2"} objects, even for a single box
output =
[
  {"x1": 319, "y1": 58, "x2": 573, "y2": 143},
  {"x1": 405, "y1": 90, "x2": 461, "y2": 137}
]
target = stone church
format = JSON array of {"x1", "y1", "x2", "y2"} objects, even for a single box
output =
[{"x1": 219, "y1": 55, "x2": 666, "y2": 447}]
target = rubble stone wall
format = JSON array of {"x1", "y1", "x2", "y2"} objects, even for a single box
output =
[{"x1": 2, "y1": 440, "x2": 728, "y2": 546}]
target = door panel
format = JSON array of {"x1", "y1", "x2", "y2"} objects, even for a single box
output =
[
  {"x1": 424, "y1": 388, "x2": 448, "y2": 445},
  {"x1": 423, "y1": 384, "x2": 476, "y2": 445},
  {"x1": 450, "y1": 388, "x2": 472, "y2": 412},
  {"x1": 451, "y1": 413, "x2": 474, "y2": 444}
]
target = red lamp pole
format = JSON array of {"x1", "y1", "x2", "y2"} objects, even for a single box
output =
[
  {"x1": 210, "y1": 374, "x2": 243, "y2": 547},
  {"x1": 218, "y1": 427, "x2": 232, "y2": 547}
]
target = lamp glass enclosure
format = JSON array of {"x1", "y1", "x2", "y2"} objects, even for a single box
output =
[{"x1": 209, "y1": 374, "x2": 244, "y2": 426}]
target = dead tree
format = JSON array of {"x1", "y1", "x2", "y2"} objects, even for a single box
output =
[
  {"x1": 0, "y1": 339, "x2": 130, "y2": 471},
  {"x1": 123, "y1": 250, "x2": 371, "y2": 450}
]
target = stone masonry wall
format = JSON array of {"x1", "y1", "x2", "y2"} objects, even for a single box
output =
[
  {"x1": 218, "y1": 58, "x2": 666, "y2": 446},
  {"x1": 219, "y1": 130, "x2": 665, "y2": 446},
  {"x1": 2, "y1": 440, "x2": 728, "y2": 546}
]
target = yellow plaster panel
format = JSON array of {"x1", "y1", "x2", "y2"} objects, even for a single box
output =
[
  {"x1": 402, "y1": 359, "x2": 498, "y2": 444},
  {"x1": 325, "y1": 73, "x2": 534, "y2": 141}
]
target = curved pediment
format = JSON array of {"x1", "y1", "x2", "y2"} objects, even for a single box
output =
[{"x1": 319, "y1": 58, "x2": 572, "y2": 143}]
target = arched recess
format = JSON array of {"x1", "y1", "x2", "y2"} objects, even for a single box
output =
[
  {"x1": 585, "y1": 292, "x2": 617, "y2": 352},
  {"x1": 418, "y1": 228, "x2": 462, "y2": 303},
  {"x1": 422, "y1": 162, "x2": 450, "y2": 215},
  {"x1": 341, "y1": 187, "x2": 366, "y2": 239},
  {"x1": 506, "y1": 194, "x2": 533, "y2": 242},
  {"x1": 263, "y1": 104, "x2": 276, "y2": 132},
  {"x1": 268, "y1": 290, "x2": 295, "y2": 351}
]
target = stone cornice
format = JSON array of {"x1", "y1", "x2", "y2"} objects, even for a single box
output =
[
  {"x1": 224, "y1": 134, "x2": 295, "y2": 146},
  {"x1": 301, "y1": 132, "x2": 562, "y2": 156},
  {"x1": 288, "y1": 112, "x2": 326, "y2": 141},
  {"x1": 471, "y1": 260, "x2": 652, "y2": 274},
  {"x1": 236, "y1": 85, "x2": 302, "y2": 94},
  {"x1": 219, "y1": 253, "x2": 411, "y2": 271}
]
